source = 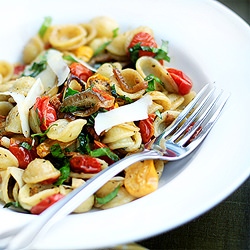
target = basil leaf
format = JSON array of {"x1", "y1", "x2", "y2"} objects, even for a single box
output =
[
  {"x1": 18, "y1": 142, "x2": 33, "y2": 150},
  {"x1": 145, "y1": 74, "x2": 163, "y2": 93},
  {"x1": 22, "y1": 60, "x2": 47, "y2": 77},
  {"x1": 128, "y1": 43, "x2": 141, "y2": 64},
  {"x1": 95, "y1": 185, "x2": 120, "y2": 204},
  {"x1": 64, "y1": 87, "x2": 79, "y2": 99},
  {"x1": 50, "y1": 143, "x2": 65, "y2": 158},
  {"x1": 59, "y1": 106, "x2": 88, "y2": 113},
  {"x1": 93, "y1": 41, "x2": 112, "y2": 56},
  {"x1": 54, "y1": 164, "x2": 70, "y2": 186},
  {"x1": 3, "y1": 201, "x2": 21, "y2": 208},
  {"x1": 38, "y1": 16, "x2": 52, "y2": 38},
  {"x1": 111, "y1": 85, "x2": 133, "y2": 103},
  {"x1": 155, "y1": 110, "x2": 162, "y2": 119},
  {"x1": 90, "y1": 147, "x2": 119, "y2": 162},
  {"x1": 63, "y1": 54, "x2": 79, "y2": 63},
  {"x1": 77, "y1": 132, "x2": 91, "y2": 154},
  {"x1": 112, "y1": 28, "x2": 119, "y2": 38}
]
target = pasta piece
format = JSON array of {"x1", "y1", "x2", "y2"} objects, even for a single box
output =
[
  {"x1": 0, "y1": 167, "x2": 24, "y2": 203},
  {"x1": 106, "y1": 33, "x2": 128, "y2": 56},
  {"x1": 46, "y1": 118, "x2": 87, "y2": 142},
  {"x1": 95, "y1": 187, "x2": 135, "y2": 210},
  {"x1": 167, "y1": 93, "x2": 185, "y2": 110},
  {"x1": 49, "y1": 24, "x2": 87, "y2": 51},
  {"x1": 23, "y1": 35, "x2": 44, "y2": 64},
  {"x1": 153, "y1": 110, "x2": 181, "y2": 137},
  {"x1": 136, "y1": 57, "x2": 179, "y2": 93},
  {"x1": 18, "y1": 183, "x2": 60, "y2": 210},
  {"x1": 0, "y1": 60, "x2": 14, "y2": 83},
  {"x1": 22, "y1": 159, "x2": 61, "y2": 184},
  {"x1": 0, "y1": 101, "x2": 13, "y2": 116},
  {"x1": 89, "y1": 37, "x2": 109, "y2": 54},
  {"x1": 89, "y1": 16, "x2": 119, "y2": 38},
  {"x1": 154, "y1": 159, "x2": 165, "y2": 179},
  {"x1": 96, "y1": 63, "x2": 122, "y2": 79},
  {"x1": 5, "y1": 106, "x2": 23, "y2": 134},
  {"x1": 79, "y1": 23, "x2": 97, "y2": 44},
  {"x1": 124, "y1": 159, "x2": 158, "y2": 198},
  {"x1": 9, "y1": 77, "x2": 36, "y2": 96}
]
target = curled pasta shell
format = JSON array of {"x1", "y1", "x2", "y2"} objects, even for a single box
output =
[
  {"x1": 0, "y1": 101, "x2": 13, "y2": 116},
  {"x1": 46, "y1": 119, "x2": 87, "y2": 142},
  {"x1": 79, "y1": 23, "x2": 97, "y2": 43},
  {"x1": 106, "y1": 33, "x2": 127, "y2": 56},
  {"x1": 49, "y1": 24, "x2": 87, "y2": 51},
  {"x1": 0, "y1": 167, "x2": 24, "y2": 203},
  {"x1": 89, "y1": 16, "x2": 119, "y2": 38},
  {"x1": 18, "y1": 183, "x2": 60, "y2": 210},
  {"x1": 144, "y1": 91, "x2": 172, "y2": 112},
  {"x1": 9, "y1": 77, "x2": 36, "y2": 96},
  {"x1": 96, "y1": 63, "x2": 122, "y2": 79},
  {"x1": 167, "y1": 93, "x2": 185, "y2": 110},
  {"x1": 0, "y1": 147, "x2": 19, "y2": 170},
  {"x1": 22, "y1": 158, "x2": 61, "y2": 184},
  {"x1": 5, "y1": 106, "x2": 22, "y2": 134},
  {"x1": 0, "y1": 60, "x2": 14, "y2": 83},
  {"x1": 89, "y1": 37, "x2": 109, "y2": 54},
  {"x1": 136, "y1": 57, "x2": 178, "y2": 93},
  {"x1": 23, "y1": 35, "x2": 44, "y2": 64},
  {"x1": 97, "y1": 187, "x2": 135, "y2": 210},
  {"x1": 153, "y1": 110, "x2": 180, "y2": 137}
]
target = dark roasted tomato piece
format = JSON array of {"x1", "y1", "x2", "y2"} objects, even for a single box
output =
[
  {"x1": 70, "y1": 156, "x2": 102, "y2": 173},
  {"x1": 139, "y1": 113, "x2": 156, "y2": 144},
  {"x1": 69, "y1": 62, "x2": 93, "y2": 82}
]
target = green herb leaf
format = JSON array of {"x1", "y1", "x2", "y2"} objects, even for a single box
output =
[
  {"x1": 94, "y1": 41, "x2": 112, "y2": 56},
  {"x1": 77, "y1": 132, "x2": 91, "y2": 154},
  {"x1": 155, "y1": 110, "x2": 162, "y2": 119},
  {"x1": 95, "y1": 184, "x2": 120, "y2": 204},
  {"x1": 54, "y1": 164, "x2": 70, "y2": 186},
  {"x1": 64, "y1": 87, "x2": 79, "y2": 99},
  {"x1": 90, "y1": 147, "x2": 119, "y2": 162},
  {"x1": 59, "y1": 106, "x2": 88, "y2": 113},
  {"x1": 63, "y1": 54, "x2": 79, "y2": 63},
  {"x1": 22, "y1": 60, "x2": 47, "y2": 77},
  {"x1": 39, "y1": 16, "x2": 52, "y2": 38},
  {"x1": 3, "y1": 201, "x2": 21, "y2": 208},
  {"x1": 18, "y1": 142, "x2": 33, "y2": 150},
  {"x1": 145, "y1": 74, "x2": 163, "y2": 93},
  {"x1": 112, "y1": 28, "x2": 119, "y2": 38}
]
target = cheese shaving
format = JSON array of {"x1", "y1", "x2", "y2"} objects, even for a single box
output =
[
  {"x1": 94, "y1": 95, "x2": 153, "y2": 135},
  {"x1": 47, "y1": 49, "x2": 70, "y2": 86}
]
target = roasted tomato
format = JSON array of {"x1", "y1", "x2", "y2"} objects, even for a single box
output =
[
  {"x1": 70, "y1": 156, "x2": 102, "y2": 173},
  {"x1": 139, "y1": 113, "x2": 156, "y2": 144},
  {"x1": 34, "y1": 96, "x2": 57, "y2": 132},
  {"x1": 69, "y1": 62, "x2": 93, "y2": 82},
  {"x1": 31, "y1": 193, "x2": 65, "y2": 214}
]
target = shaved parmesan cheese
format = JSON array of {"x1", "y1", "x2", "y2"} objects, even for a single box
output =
[
  {"x1": 0, "y1": 78, "x2": 44, "y2": 137},
  {"x1": 47, "y1": 49, "x2": 70, "y2": 86},
  {"x1": 36, "y1": 64, "x2": 57, "y2": 91},
  {"x1": 94, "y1": 95, "x2": 153, "y2": 135}
]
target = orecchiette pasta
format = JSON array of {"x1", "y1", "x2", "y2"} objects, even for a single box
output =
[{"x1": 0, "y1": 16, "x2": 196, "y2": 215}]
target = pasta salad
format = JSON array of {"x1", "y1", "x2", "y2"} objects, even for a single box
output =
[{"x1": 0, "y1": 16, "x2": 196, "y2": 214}]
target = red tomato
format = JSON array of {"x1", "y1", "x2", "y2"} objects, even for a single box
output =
[
  {"x1": 9, "y1": 138, "x2": 38, "y2": 169},
  {"x1": 185, "y1": 122, "x2": 202, "y2": 145},
  {"x1": 139, "y1": 114, "x2": 156, "y2": 144},
  {"x1": 127, "y1": 32, "x2": 158, "y2": 58},
  {"x1": 34, "y1": 96, "x2": 57, "y2": 132},
  {"x1": 70, "y1": 156, "x2": 102, "y2": 173},
  {"x1": 14, "y1": 65, "x2": 25, "y2": 75},
  {"x1": 70, "y1": 62, "x2": 93, "y2": 82},
  {"x1": 94, "y1": 140, "x2": 116, "y2": 165},
  {"x1": 167, "y1": 68, "x2": 193, "y2": 95},
  {"x1": 31, "y1": 193, "x2": 65, "y2": 215}
]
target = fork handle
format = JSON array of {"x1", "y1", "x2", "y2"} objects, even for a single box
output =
[{"x1": 6, "y1": 149, "x2": 161, "y2": 250}]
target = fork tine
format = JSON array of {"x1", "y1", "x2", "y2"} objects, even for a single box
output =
[{"x1": 177, "y1": 89, "x2": 230, "y2": 148}]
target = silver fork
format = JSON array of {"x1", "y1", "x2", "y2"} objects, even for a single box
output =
[{"x1": 0, "y1": 83, "x2": 230, "y2": 250}]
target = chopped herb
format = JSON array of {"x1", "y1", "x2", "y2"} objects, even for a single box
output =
[
  {"x1": 77, "y1": 132, "x2": 91, "y2": 154},
  {"x1": 95, "y1": 184, "x2": 120, "y2": 204},
  {"x1": 49, "y1": 143, "x2": 70, "y2": 185},
  {"x1": 145, "y1": 74, "x2": 164, "y2": 92},
  {"x1": 22, "y1": 60, "x2": 47, "y2": 77},
  {"x1": 111, "y1": 85, "x2": 133, "y2": 103},
  {"x1": 128, "y1": 41, "x2": 171, "y2": 64},
  {"x1": 38, "y1": 16, "x2": 52, "y2": 38},
  {"x1": 63, "y1": 54, "x2": 79, "y2": 63},
  {"x1": 36, "y1": 108, "x2": 41, "y2": 126},
  {"x1": 94, "y1": 41, "x2": 112, "y2": 56},
  {"x1": 18, "y1": 142, "x2": 33, "y2": 150},
  {"x1": 155, "y1": 110, "x2": 162, "y2": 119},
  {"x1": 112, "y1": 27, "x2": 119, "y2": 38},
  {"x1": 64, "y1": 87, "x2": 79, "y2": 99},
  {"x1": 59, "y1": 106, "x2": 89, "y2": 113},
  {"x1": 3, "y1": 201, "x2": 21, "y2": 208},
  {"x1": 90, "y1": 147, "x2": 119, "y2": 162},
  {"x1": 31, "y1": 124, "x2": 58, "y2": 138}
]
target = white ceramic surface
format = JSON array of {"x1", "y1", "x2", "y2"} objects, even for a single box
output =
[{"x1": 0, "y1": 0, "x2": 250, "y2": 249}]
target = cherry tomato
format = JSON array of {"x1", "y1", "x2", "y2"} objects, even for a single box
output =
[
  {"x1": 9, "y1": 138, "x2": 38, "y2": 169},
  {"x1": 127, "y1": 32, "x2": 158, "y2": 58},
  {"x1": 70, "y1": 156, "x2": 102, "y2": 173},
  {"x1": 94, "y1": 140, "x2": 116, "y2": 165},
  {"x1": 139, "y1": 114, "x2": 156, "y2": 144},
  {"x1": 14, "y1": 65, "x2": 25, "y2": 75},
  {"x1": 34, "y1": 96, "x2": 57, "y2": 132},
  {"x1": 69, "y1": 62, "x2": 93, "y2": 82},
  {"x1": 31, "y1": 193, "x2": 65, "y2": 214},
  {"x1": 167, "y1": 68, "x2": 193, "y2": 95}
]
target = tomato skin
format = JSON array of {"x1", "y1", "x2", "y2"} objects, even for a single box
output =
[
  {"x1": 127, "y1": 32, "x2": 158, "y2": 58},
  {"x1": 14, "y1": 65, "x2": 25, "y2": 75},
  {"x1": 185, "y1": 122, "x2": 202, "y2": 145},
  {"x1": 94, "y1": 140, "x2": 115, "y2": 165},
  {"x1": 70, "y1": 156, "x2": 102, "y2": 173},
  {"x1": 31, "y1": 193, "x2": 65, "y2": 215},
  {"x1": 34, "y1": 96, "x2": 57, "y2": 132},
  {"x1": 9, "y1": 138, "x2": 38, "y2": 169},
  {"x1": 70, "y1": 62, "x2": 93, "y2": 82},
  {"x1": 139, "y1": 114, "x2": 156, "y2": 144},
  {"x1": 167, "y1": 68, "x2": 193, "y2": 95}
]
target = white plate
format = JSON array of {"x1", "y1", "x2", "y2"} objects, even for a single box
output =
[{"x1": 1, "y1": 0, "x2": 250, "y2": 249}]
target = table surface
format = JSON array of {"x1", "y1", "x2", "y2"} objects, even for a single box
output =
[{"x1": 137, "y1": 1, "x2": 250, "y2": 249}]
